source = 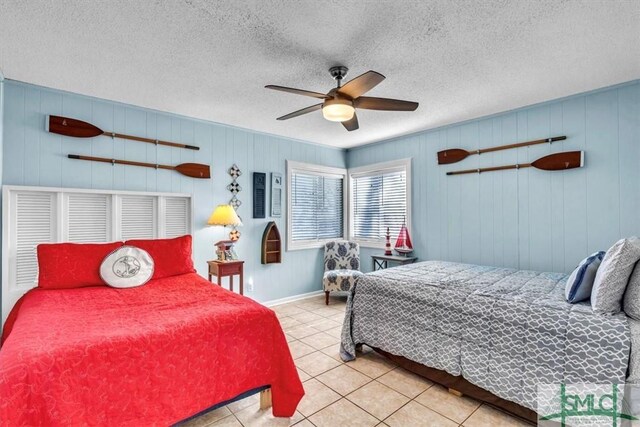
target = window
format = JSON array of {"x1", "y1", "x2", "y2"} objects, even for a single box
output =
[
  {"x1": 287, "y1": 161, "x2": 346, "y2": 250},
  {"x1": 349, "y1": 159, "x2": 411, "y2": 248}
]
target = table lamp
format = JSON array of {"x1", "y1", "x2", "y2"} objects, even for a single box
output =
[{"x1": 207, "y1": 204, "x2": 243, "y2": 261}]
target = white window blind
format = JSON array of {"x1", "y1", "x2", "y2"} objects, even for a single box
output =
[
  {"x1": 287, "y1": 161, "x2": 346, "y2": 250},
  {"x1": 291, "y1": 173, "x2": 344, "y2": 241},
  {"x1": 350, "y1": 159, "x2": 411, "y2": 246}
]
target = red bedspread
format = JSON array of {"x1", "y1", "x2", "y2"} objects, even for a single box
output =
[{"x1": 0, "y1": 273, "x2": 303, "y2": 426}]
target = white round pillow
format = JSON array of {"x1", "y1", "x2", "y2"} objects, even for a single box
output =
[{"x1": 100, "y1": 245, "x2": 154, "y2": 288}]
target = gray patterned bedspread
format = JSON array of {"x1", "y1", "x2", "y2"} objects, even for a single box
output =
[{"x1": 340, "y1": 261, "x2": 631, "y2": 411}]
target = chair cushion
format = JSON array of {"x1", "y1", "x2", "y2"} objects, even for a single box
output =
[
  {"x1": 324, "y1": 241, "x2": 360, "y2": 271},
  {"x1": 323, "y1": 269, "x2": 364, "y2": 292}
]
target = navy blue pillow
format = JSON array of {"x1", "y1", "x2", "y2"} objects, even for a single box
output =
[{"x1": 565, "y1": 251, "x2": 606, "y2": 303}]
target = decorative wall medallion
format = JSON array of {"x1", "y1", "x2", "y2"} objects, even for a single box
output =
[
  {"x1": 227, "y1": 182, "x2": 242, "y2": 194},
  {"x1": 229, "y1": 229, "x2": 241, "y2": 241},
  {"x1": 230, "y1": 197, "x2": 242, "y2": 209},
  {"x1": 227, "y1": 164, "x2": 243, "y2": 241},
  {"x1": 228, "y1": 164, "x2": 242, "y2": 179}
]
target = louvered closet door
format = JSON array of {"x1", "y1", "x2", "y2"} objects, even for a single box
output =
[
  {"x1": 163, "y1": 197, "x2": 191, "y2": 238},
  {"x1": 120, "y1": 195, "x2": 157, "y2": 240},
  {"x1": 3, "y1": 191, "x2": 57, "y2": 321},
  {"x1": 67, "y1": 193, "x2": 111, "y2": 242}
]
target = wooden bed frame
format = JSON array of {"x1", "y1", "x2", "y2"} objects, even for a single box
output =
[
  {"x1": 176, "y1": 386, "x2": 272, "y2": 425},
  {"x1": 371, "y1": 346, "x2": 537, "y2": 425}
]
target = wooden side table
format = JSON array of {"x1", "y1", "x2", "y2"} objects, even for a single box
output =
[
  {"x1": 208, "y1": 260, "x2": 244, "y2": 295},
  {"x1": 371, "y1": 255, "x2": 418, "y2": 271}
]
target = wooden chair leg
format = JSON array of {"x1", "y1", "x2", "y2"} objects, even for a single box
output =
[
  {"x1": 325, "y1": 291, "x2": 330, "y2": 305},
  {"x1": 260, "y1": 388, "x2": 272, "y2": 410}
]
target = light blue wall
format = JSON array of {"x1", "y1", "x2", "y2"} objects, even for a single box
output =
[
  {"x1": 1, "y1": 80, "x2": 346, "y2": 302},
  {"x1": 348, "y1": 81, "x2": 640, "y2": 273}
]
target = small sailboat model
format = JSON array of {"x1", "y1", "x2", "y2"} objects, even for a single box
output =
[{"x1": 394, "y1": 218, "x2": 413, "y2": 256}]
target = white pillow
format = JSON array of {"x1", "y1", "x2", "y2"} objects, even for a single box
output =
[
  {"x1": 592, "y1": 237, "x2": 640, "y2": 314},
  {"x1": 100, "y1": 246, "x2": 154, "y2": 288}
]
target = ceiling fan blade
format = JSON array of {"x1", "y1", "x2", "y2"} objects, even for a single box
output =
[
  {"x1": 355, "y1": 96, "x2": 419, "y2": 111},
  {"x1": 337, "y1": 71, "x2": 385, "y2": 99},
  {"x1": 265, "y1": 85, "x2": 329, "y2": 99},
  {"x1": 342, "y1": 113, "x2": 359, "y2": 131},
  {"x1": 276, "y1": 103, "x2": 323, "y2": 121}
]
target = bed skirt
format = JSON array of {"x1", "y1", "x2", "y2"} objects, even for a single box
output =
[{"x1": 371, "y1": 346, "x2": 537, "y2": 425}]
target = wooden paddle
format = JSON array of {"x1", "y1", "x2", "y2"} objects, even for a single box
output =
[
  {"x1": 68, "y1": 154, "x2": 210, "y2": 179},
  {"x1": 437, "y1": 136, "x2": 566, "y2": 165},
  {"x1": 446, "y1": 151, "x2": 583, "y2": 176},
  {"x1": 48, "y1": 115, "x2": 200, "y2": 151}
]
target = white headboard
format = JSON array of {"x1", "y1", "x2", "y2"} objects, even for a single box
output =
[{"x1": 2, "y1": 185, "x2": 193, "y2": 326}]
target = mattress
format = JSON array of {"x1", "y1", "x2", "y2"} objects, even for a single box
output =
[
  {"x1": 340, "y1": 260, "x2": 631, "y2": 411},
  {"x1": 0, "y1": 273, "x2": 303, "y2": 426}
]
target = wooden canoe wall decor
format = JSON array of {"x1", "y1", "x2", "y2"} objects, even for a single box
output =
[
  {"x1": 48, "y1": 115, "x2": 211, "y2": 179},
  {"x1": 446, "y1": 151, "x2": 584, "y2": 176},
  {"x1": 438, "y1": 135, "x2": 584, "y2": 176},
  {"x1": 437, "y1": 136, "x2": 566, "y2": 164},
  {"x1": 261, "y1": 222, "x2": 282, "y2": 264}
]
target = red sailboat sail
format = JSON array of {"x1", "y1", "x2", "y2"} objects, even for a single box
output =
[{"x1": 394, "y1": 221, "x2": 413, "y2": 254}]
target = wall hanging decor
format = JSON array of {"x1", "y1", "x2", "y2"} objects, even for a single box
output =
[
  {"x1": 253, "y1": 172, "x2": 266, "y2": 218},
  {"x1": 227, "y1": 164, "x2": 243, "y2": 241},
  {"x1": 437, "y1": 135, "x2": 566, "y2": 164},
  {"x1": 271, "y1": 173, "x2": 282, "y2": 217},
  {"x1": 261, "y1": 221, "x2": 282, "y2": 264},
  {"x1": 67, "y1": 154, "x2": 210, "y2": 178},
  {"x1": 48, "y1": 115, "x2": 200, "y2": 150},
  {"x1": 446, "y1": 151, "x2": 584, "y2": 176}
]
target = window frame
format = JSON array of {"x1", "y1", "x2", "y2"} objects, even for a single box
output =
[
  {"x1": 286, "y1": 160, "x2": 347, "y2": 251},
  {"x1": 347, "y1": 158, "x2": 412, "y2": 249}
]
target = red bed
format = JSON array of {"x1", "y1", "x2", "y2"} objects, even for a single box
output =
[{"x1": 0, "y1": 272, "x2": 303, "y2": 426}]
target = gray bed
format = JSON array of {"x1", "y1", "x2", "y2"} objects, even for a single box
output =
[{"x1": 340, "y1": 260, "x2": 632, "y2": 413}]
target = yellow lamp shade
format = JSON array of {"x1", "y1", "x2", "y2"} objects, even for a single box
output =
[
  {"x1": 207, "y1": 204, "x2": 243, "y2": 227},
  {"x1": 322, "y1": 98, "x2": 355, "y2": 122}
]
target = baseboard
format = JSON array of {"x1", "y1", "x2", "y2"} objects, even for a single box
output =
[{"x1": 262, "y1": 290, "x2": 324, "y2": 307}]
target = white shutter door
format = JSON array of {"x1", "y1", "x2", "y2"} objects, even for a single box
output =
[
  {"x1": 120, "y1": 195, "x2": 157, "y2": 240},
  {"x1": 67, "y1": 193, "x2": 110, "y2": 242},
  {"x1": 164, "y1": 197, "x2": 190, "y2": 238},
  {"x1": 13, "y1": 191, "x2": 56, "y2": 288}
]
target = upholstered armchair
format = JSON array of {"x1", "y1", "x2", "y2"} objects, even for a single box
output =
[{"x1": 323, "y1": 241, "x2": 363, "y2": 305}]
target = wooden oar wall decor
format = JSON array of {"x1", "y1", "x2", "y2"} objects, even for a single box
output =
[
  {"x1": 446, "y1": 151, "x2": 583, "y2": 176},
  {"x1": 47, "y1": 115, "x2": 200, "y2": 150},
  {"x1": 437, "y1": 136, "x2": 566, "y2": 164},
  {"x1": 68, "y1": 155, "x2": 211, "y2": 179}
]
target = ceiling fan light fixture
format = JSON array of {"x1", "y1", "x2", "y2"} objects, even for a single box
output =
[{"x1": 322, "y1": 98, "x2": 355, "y2": 122}]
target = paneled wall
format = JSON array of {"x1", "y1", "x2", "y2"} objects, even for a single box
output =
[
  {"x1": 1, "y1": 80, "x2": 346, "y2": 303},
  {"x1": 348, "y1": 81, "x2": 640, "y2": 273}
]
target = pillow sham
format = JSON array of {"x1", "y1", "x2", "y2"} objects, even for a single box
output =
[
  {"x1": 565, "y1": 251, "x2": 605, "y2": 303},
  {"x1": 592, "y1": 237, "x2": 640, "y2": 314},
  {"x1": 100, "y1": 246, "x2": 154, "y2": 288},
  {"x1": 124, "y1": 235, "x2": 195, "y2": 280},
  {"x1": 624, "y1": 262, "x2": 640, "y2": 320},
  {"x1": 37, "y1": 241, "x2": 123, "y2": 289}
]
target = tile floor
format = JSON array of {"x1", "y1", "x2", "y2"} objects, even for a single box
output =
[{"x1": 183, "y1": 294, "x2": 532, "y2": 427}]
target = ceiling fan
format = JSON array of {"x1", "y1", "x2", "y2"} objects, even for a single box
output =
[{"x1": 265, "y1": 66, "x2": 419, "y2": 131}]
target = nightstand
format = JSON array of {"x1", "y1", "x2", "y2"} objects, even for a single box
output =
[
  {"x1": 371, "y1": 254, "x2": 418, "y2": 271},
  {"x1": 208, "y1": 260, "x2": 245, "y2": 295}
]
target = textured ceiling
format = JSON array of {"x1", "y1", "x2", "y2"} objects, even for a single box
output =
[{"x1": 1, "y1": 0, "x2": 639, "y2": 148}]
